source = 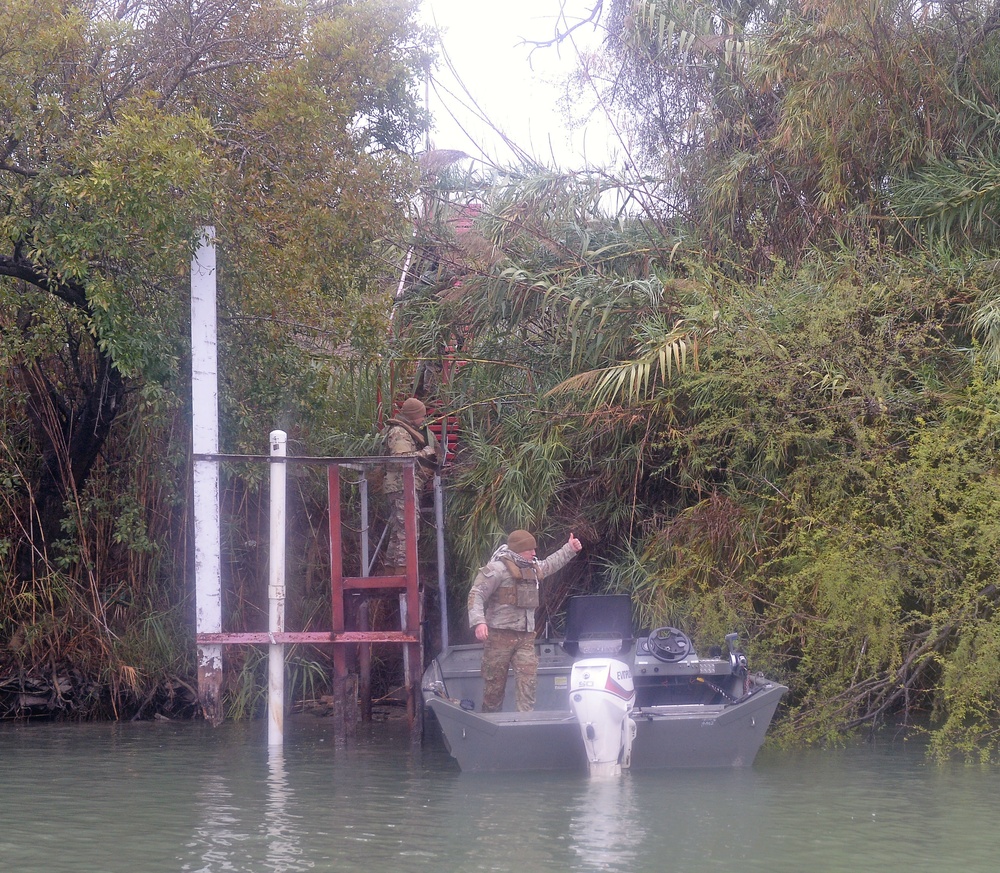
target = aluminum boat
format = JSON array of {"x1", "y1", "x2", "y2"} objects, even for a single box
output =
[{"x1": 422, "y1": 595, "x2": 787, "y2": 774}]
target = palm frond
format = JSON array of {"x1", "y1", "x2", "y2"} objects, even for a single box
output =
[
  {"x1": 547, "y1": 318, "x2": 706, "y2": 405},
  {"x1": 893, "y1": 151, "x2": 1000, "y2": 245}
]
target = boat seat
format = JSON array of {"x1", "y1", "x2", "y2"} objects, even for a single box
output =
[{"x1": 561, "y1": 594, "x2": 633, "y2": 657}]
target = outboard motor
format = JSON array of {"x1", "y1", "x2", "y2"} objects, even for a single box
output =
[{"x1": 569, "y1": 658, "x2": 637, "y2": 778}]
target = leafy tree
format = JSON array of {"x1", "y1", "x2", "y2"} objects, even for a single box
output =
[
  {"x1": 569, "y1": 1, "x2": 1000, "y2": 271},
  {"x1": 393, "y1": 141, "x2": 1000, "y2": 758},
  {"x1": 370, "y1": 0, "x2": 1000, "y2": 759},
  {"x1": 0, "y1": 0, "x2": 430, "y2": 714},
  {"x1": 393, "y1": 165, "x2": 714, "y2": 622}
]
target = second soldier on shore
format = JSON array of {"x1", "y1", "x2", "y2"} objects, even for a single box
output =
[{"x1": 382, "y1": 397, "x2": 440, "y2": 575}]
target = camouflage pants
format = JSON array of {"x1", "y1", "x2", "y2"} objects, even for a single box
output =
[
  {"x1": 384, "y1": 488, "x2": 416, "y2": 568},
  {"x1": 480, "y1": 628, "x2": 538, "y2": 713}
]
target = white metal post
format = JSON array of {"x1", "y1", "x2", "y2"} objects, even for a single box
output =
[
  {"x1": 191, "y1": 227, "x2": 224, "y2": 725},
  {"x1": 434, "y1": 469, "x2": 448, "y2": 651},
  {"x1": 359, "y1": 473, "x2": 370, "y2": 576},
  {"x1": 268, "y1": 430, "x2": 287, "y2": 746}
]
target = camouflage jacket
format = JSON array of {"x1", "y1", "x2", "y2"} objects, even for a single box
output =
[
  {"x1": 382, "y1": 418, "x2": 440, "y2": 493},
  {"x1": 467, "y1": 542, "x2": 578, "y2": 634}
]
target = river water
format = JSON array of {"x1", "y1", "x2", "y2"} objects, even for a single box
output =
[{"x1": 1, "y1": 714, "x2": 995, "y2": 873}]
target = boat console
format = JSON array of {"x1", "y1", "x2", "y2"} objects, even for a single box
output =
[
  {"x1": 561, "y1": 595, "x2": 749, "y2": 703},
  {"x1": 631, "y1": 624, "x2": 751, "y2": 707}
]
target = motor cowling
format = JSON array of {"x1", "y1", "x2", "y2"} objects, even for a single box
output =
[{"x1": 569, "y1": 658, "x2": 637, "y2": 778}]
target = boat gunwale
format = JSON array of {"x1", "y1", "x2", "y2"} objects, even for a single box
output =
[{"x1": 425, "y1": 680, "x2": 788, "y2": 725}]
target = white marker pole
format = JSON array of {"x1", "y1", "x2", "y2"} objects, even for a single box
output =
[
  {"x1": 191, "y1": 227, "x2": 223, "y2": 725},
  {"x1": 268, "y1": 430, "x2": 287, "y2": 746}
]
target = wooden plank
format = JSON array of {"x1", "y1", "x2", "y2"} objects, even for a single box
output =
[
  {"x1": 196, "y1": 631, "x2": 419, "y2": 644},
  {"x1": 342, "y1": 575, "x2": 408, "y2": 590}
]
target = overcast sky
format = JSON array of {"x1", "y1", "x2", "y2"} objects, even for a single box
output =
[{"x1": 418, "y1": 0, "x2": 614, "y2": 168}]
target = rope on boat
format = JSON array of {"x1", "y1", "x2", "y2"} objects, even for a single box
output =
[{"x1": 694, "y1": 676, "x2": 739, "y2": 703}]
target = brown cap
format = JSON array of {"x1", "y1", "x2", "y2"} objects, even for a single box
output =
[
  {"x1": 399, "y1": 397, "x2": 426, "y2": 420},
  {"x1": 507, "y1": 529, "x2": 537, "y2": 553}
]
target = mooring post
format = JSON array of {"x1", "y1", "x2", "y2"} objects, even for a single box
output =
[
  {"x1": 358, "y1": 470, "x2": 372, "y2": 723},
  {"x1": 434, "y1": 468, "x2": 448, "y2": 652},
  {"x1": 402, "y1": 463, "x2": 423, "y2": 742},
  {"x1": 191, "y1": 226, "x2": 224, "y2": 727},
  {"x1": 268, "y1": 430, "x2": 287, "y2": 746},
  {"x1": 328, "y1": 465, "x2": 356, "y2": 739}
]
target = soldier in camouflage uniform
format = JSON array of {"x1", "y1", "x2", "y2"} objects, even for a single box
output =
[
  {"x1": 467, "y1": 529, "x2": 583, "y2": 712},
  {"x1": 382, "y1": 398, "x2": 440, "y2": 573}
]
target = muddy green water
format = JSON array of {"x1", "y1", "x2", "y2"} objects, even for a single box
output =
[{"x1": 0, "y1": 716, "x2": 995, "y2": 872}]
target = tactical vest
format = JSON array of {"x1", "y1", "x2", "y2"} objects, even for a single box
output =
[{"x1": 494, "y1": 557, "x2": 540, "y2": 609}]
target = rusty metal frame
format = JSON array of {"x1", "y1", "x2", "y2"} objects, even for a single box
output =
[{"x1": 194, "y1": 456, "x2": 424, "y2": 740}]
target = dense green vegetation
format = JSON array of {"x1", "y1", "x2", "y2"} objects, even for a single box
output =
[
  {"x1": 396, "y1": 0, "x2": 1000, "y2": 760},
  {"x1": 0, "y1": 0, "x2": 429, "y2": 719},
  {"x1": 5, "y1": 0, "x2": 1000, "y2": 761}
]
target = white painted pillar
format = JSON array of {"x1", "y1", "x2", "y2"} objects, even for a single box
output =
[
  {"x1": 268, "y1": 430, "x2": 287, "y2": 746},
  {"x1": 434, "y1": 469, "x2": 448, "y2": 651},
  {"x1": 191, "y1": 227, "x2": 224, "y2": 726}
]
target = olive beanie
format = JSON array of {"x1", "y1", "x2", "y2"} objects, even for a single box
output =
[
  {"x1": 399, "y1": 397, "x2": 426, "y2": 420},
  {"x1": 507, "y1": 529, "x2": 537, "y2": 553}
]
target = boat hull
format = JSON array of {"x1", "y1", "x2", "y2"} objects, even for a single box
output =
[
  {"x1": 424, "y1": 645, "x2": 787, "y2": 773},
  {"x1": 629, "y1": 685, "x2": 787, "y2": 769},
  {"x1": 426, "y1": 700, "x2": 586, "y2": 772}
]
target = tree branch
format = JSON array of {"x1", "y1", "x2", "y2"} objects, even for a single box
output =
[
  {"x1": 0, "y1": 253, "x2": 90, "y2": 309},
  {"x1": 520, "y1": 0, "x2": 605, "y2": 53}
]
